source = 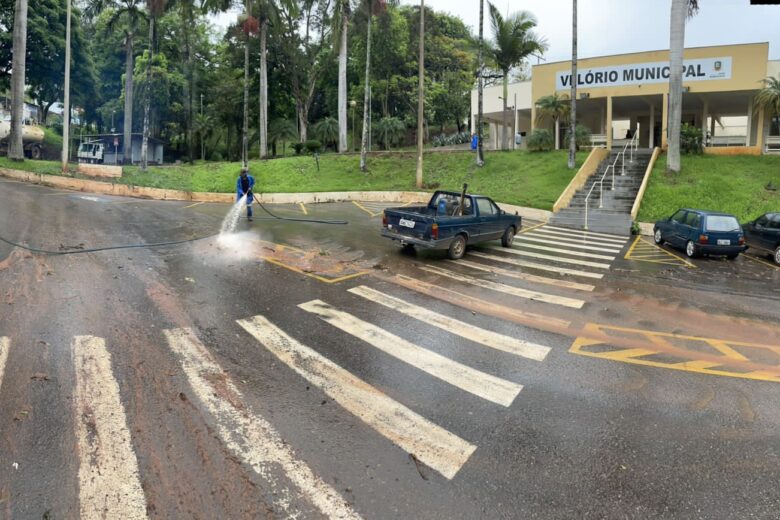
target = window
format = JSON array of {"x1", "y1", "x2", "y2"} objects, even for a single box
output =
[
  {"x1": 705, "y1": 216, "x2": 740, "y2": 232},
  {"x1": 756, "y1": 215, "x2": 769, "y2": 227},
  {"x1": 768, "y1": 215, "x2": 780, "y2": 230},
  {"x1": 684, "y1": 212, "x2": 701, "y2": 228},
  {"x1": 476, "y1": 198, "x2": 496, "y2": 216},
  {"x1": 671, "y1": 210, "x2": 686, "y2": 223}
]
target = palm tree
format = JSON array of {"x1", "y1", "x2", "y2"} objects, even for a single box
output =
[
  {"x1": 754, "y1": 75, "x2": 780, "y2": 148},
  {"x1": 62, "y1": 0, "x2": 72, "y2": 172},
  {"x1": 313, "y1": 117, "x2": 339, "y2": 149},
  {"x1": 141, "y1": 0, "x2": 168, "y2": 171},
  {"x1": 568, "y1": 0, "x2": 577, "y2": 169},
  {"x1": 268, "y1": 118, "x2": 298, "y2": 156},
  {"x1": 476, "y1": 0, "x2": 484, "y2": 166},
  {"x1": 667, "y1": 0, "x2": 699, "y2": 173},
  {"x1": 359, "y1": 0, "x2": 375, "y2": 172},
  {"x1": 535, "y1": 93, "x2": 570, "y2": 150},
  {"x1": 8, "y1": 0, "x2": 29, "y2": 160},
  {"x1": 334, "y1": 0, "x2": 351, "y2": 153},
  {"x1": 255, "y1": 0, "x2": 290, "y2": 160},
  {"x1": 193, "y1": 112, "x2": 213, "y2": 161},
  {"x1": 376, "y1": 117, "x2": 405, "y2": 150},
  {"x1": 106, "y1": 0, "x2": 147, "y2": 165},
  {"x1": 415, "y1": 0, "x2": 424, "y2": 188},
  {"x1": 488, "y1": 2, "x2": 547, "y2": 150}
]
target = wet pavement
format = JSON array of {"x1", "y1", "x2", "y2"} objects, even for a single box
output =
[{"x1": 1, "y1": 177, "x2": 779, "y2": 519}]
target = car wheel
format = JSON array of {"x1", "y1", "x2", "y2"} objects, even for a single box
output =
[
  {"x1": 447, "y1": 235, "x2": 467, "y2": 260},
  {"x1": 685, "y1": 240, "x2": 698, "y2": 258},
  {"x1": 726, "y1": 253, "x2": 738, "y2": 260},
  {"x1": 501, "y1": 226, "x2": 515, "y2": 247},
  {"x1": 774, "y1": 246, "x2": 780, "y2": 265},
  {"x1": 401, "y1": 244, "x2": 415, "y2": 254},
  {"x1": 653, "y1": 229, "x2": 663, "y2": 245}
]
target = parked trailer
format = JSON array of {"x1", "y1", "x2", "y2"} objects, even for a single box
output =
[{"x1": 0, "y1": 117, "x2": 44, "y2": 159}]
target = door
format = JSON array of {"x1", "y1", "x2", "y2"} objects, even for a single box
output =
[
  {"x1": 682, "y1": 212, "x2": 702, "y2": 245},
  {"x1": 667, "y1": 210, "x2": 688, "y2": 247},
  {"x1": 475, "y1": 198, "x2": 502, "y2": 240},
  {"x1": 746, "y1": 214, "x2": 770, "y2": 251},
  {"x1": 767, "y1": 214, "x2": 780, "y2": 250}
]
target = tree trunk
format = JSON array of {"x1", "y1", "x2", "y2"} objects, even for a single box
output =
[
  {"x1": 667, "y1": 0, "x2": 686, "y2": 173},
  {"x1": 568, "y1": 0, "x2": 577, "y2": 169},
  {"x1": 123, "y1": 32, "x2": 134, "y2": 164},
  {"x1": 8, "y1": 0, "x2": 29, "y2": 160},
  {"x1": 141, "y1": 17, "x2": 154, "y2": 171},
  {"x1": 337, "y1": 5, "x2": 348, "y2": 153},
  {"x1": 501, "y1": 74, "x2": 508, "y2": 150},
  {"x1": 242, "y1": 0, "x2": 250, "y2": 168},
  {"x1": 415, "y1": 0, "x2": 424, "y2": 189},
  {"x1": 62, "y1": 0, "x2": 72, "y2": 172},
  {"x1": 554, "y1": 118, "x2": 560, "y2": 150},
  {"x1": 184, "y1": 6, "x2": 194, "y2": 164},
  {"x1": 298, "y1": 102, "x2": 308, "y2": 142},
  {"x1": 359, "y1": 0, "x2": 372, "y2": 172},
  {"x1": 476, "y1": 0, "x2": 484, "y2": 166},
  {"x1": 259, "y1": 20, "x2": 268, "y2": 159}
]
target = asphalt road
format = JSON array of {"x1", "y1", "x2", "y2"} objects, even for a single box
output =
[{"x1": 1, "y1": 177, "x2": 779, "y2": 519}]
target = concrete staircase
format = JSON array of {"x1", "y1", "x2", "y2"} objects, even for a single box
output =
[{"x1": 549, "y1": 149, "x2": 653, "y2": 236}]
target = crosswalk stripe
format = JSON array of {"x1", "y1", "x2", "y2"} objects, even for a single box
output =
[
  {"x1": 511, "y1": 242, "x2": 616, "y2": 260},
  {"x1": 419, "y1": 265, "x2": 586, "y2": 309},
  {"x1": 164, "y1": 328, "x2": 360, "y2": 518},
  {"x1": 348, "y1": 286, "x2": 551, "y2": 361},
  {"x1": 451, "y1": 259, "x2": 595, "y2": 292},
  {"x1": 518, "y1": 235, "x2": 623, "y2": 253},
  {"x1": 72, "y1": 336, "x2": 148, "y2": 520},
  {"x1": 237, "y1": 315, "x2": 476, "y2": 480},
  {"x1": 532, "y1": 227, "x2": 628, "y2": 246},
  {"x1": 540, "y1": 226, "x2": 629, "y2": 242},
  {"x1": 468, "y1": 251, "x2": 604, "y2": 279},
  {"x1": 299, "y1": 300, "x2": 523, "y2": 406},
  {"x1": 483, "y1": 245, "x2": 612, "y2": 269},
  {"x1": 0, "y1": 337, "x2": 9, "y2": 393}
]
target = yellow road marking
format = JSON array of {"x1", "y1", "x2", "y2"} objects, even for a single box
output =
[
  {"x1": 352, "y1": 200, "x2": 380, "y2": 217},
  {"x1": 299, "y1": 202, "x2": 308, "y2": 215},
  {"x1": 570, "y1": 323, "x2": 780, "y2": 384},
  {"x1": 624, "y1": 236, "x2": 696, "y2": 268},
  {"x1": 743, "y1": 253, "x2": 779, "y2": 270},
  {"x1": 518, "y1": 222, "x2": 545, "y2": 234},
  {"x1": 182, "y1": 201, "x2": 205, "y2": 209},
  {"x1": 261, "y1": 257, "x2": 368, "y2": 284}
]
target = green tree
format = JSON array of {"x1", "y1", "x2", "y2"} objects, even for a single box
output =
[
  {"x1": 535, "y1": 93, "x2": 570, "y2": 150},
  {"x1": 488, "y1": 1, "x2": 546, "y2": 150},
  {"x1": 755, "y1": 75, "x2": 780, "y2": 142},
  {"x1": 375, "y1": 115, "x2": 405, "y2": 150},
  {"x1": 313, "y1": 116, "x2": 338, "y2": 149},
  {"x1": 667, "y1": 0, "x2": 699, "y2": 173},
  {"x1": 141, "y1": 0, "x2": 168, "y2": 171},
  {"x1": 7, "y1": 0, "x2": 28, "y2": 159},
  {"x1": 268, "y1": 117, "x2": 298, "y2": 156}
]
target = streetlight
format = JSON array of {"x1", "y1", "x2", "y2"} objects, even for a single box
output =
[{"x1": 350, "y1": 99, "x2": 357, "y2": 151}]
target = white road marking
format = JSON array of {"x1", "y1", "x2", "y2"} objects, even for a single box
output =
[
  {"x1": 512, "y1": 242, "x2": 616, "y2": 260},
  {"x1": 72, "y1": 335, "x2": 148, "y2": 520},
  {"x1": 164, "y1": 328, "x2": 360, "y2": 519},
  {"x1": 419, "y1": 265, "x2": 586, "y2": 309},
  {"x1": 451, "y1": 259, "x2": 595, "y2": 292},
  {"x1": 468, "y1": 251, "x2": 604, "y2": 279},
  {"x1": 348, "y1": 286, "x2": 551, "y2": 361},
  {"x1": 78, "y1": 196, "x2": 101, "y2": 202},
  {"x1": 518, "y1": 235, "x2": 623, "y2": 253},
  {"x1": 532, "y1": 227, "x2": 628, "y2": 246},
  {"x1": 237, "y1": 316, "x2": 476, "y2": 480},
  {"x1": 483, "y1": 245, "x2": 612, "y2": 269},
  {"x1": 0, "y1": 337, "x2": 9, "y2": 393},
  {"x1": 299, "y1": 300, "x2": 523, "y2": 406},
  {"x1": 542, "y1": 225, "x2": 629, "y2": 241}
]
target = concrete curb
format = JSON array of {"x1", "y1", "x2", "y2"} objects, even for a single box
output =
[
  {"x1": 0, "y1": 166, "x2": 552, "y2": 222},
  {"x1": 638, "y1": 222, "x2": 654, "y2": 236}
]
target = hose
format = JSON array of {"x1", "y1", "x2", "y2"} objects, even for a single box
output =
[
  {"x1": 0, "y1": 232, "x2": 220, "y2": 256},
  {"x1": 255, "y1": 200, "x2": 348, "y2": 225}
]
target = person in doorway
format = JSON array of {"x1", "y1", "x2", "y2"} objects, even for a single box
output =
[{"x1": 236, "y1": 167, "x2": 255, "y2": 221}]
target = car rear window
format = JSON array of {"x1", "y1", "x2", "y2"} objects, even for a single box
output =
[{"x1": 705, "y1": 216, "x2": 740, "y2": 232}]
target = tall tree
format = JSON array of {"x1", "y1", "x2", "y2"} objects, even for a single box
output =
[
  {"x1": 476, "y1": 0, "x2": 484, "y2": 166},
  {"x1": 8, "y1": 0, "x2": 29, "y2": 160},
  {"x1": 141, "y1": 0, "x2": 168, "y2": 171},
  {"x1": 240, "y1": 0, "x2": 255, "y2": 167},
  {"x1": 535, "y1": 93, "x2": 569, "y2": 150},
  {"x1": 335, "y1": 0, "x2": 350, "y2": 153},
  {"x1": 667, "y1": 0, "x2": 699, "y2": 173},
  {"x1": 359, "y1": 0, "x2": 375, "y2": 171},
  {"x1": 415, "y1": 0, "x2": 424, "y2": 188},
  {"x1": 755, "y1": 75, "x2": 780, "y2": 147},
  {"x1": 62, "y1": 0, "x2": 72, "y2": 171},
  {"x1": 488, "y1": 2, "x2": 546, "y2": 150},
  {"x1": 106, "y1": 0, "x2": 147, "y2": 164},
  {"x1": 568, "y1": 0, "x2": 577, "y2": 169}
]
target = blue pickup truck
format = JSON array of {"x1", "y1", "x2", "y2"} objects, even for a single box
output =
[{"x1": 381, "y1": 190, "x2": 521, "y2": 259}]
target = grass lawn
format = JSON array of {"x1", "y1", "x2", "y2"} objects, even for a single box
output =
[
  {"x1": 0, "y1": 150, "x2": 585, "y2": 210},
  {"x1": 637, "y1": 153, "x2": 780, "y2": 223}
]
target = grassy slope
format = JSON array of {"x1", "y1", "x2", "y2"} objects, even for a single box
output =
[
  {"x1": 637, "y1": 154, "x2": 780, "y2": 223},
  {"x1": 0, "y1": 156, "x2": 63, "y2": 175}
]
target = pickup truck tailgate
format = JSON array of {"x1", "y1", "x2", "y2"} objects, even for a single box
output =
[{"x1": 384, "y1": 207, "x2": 432, "y2": 241}]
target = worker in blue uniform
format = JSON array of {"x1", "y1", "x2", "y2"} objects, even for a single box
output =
[{"x1": 236, "y1": 167, "x2": 255, "y2": 221}]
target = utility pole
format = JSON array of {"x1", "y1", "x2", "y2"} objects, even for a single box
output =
[
  {"x1": 415, "y1": 0, "x2": 425, "y2": 189},
  {"x1": 200, "y1": 93, "x2": 204, "y2": 161},
  {"x1": 476, "y1": 0, "x2": 484, "y2": 166},
  {"x1": 568, "y1": 0, "x2": 578, "y2": 169},
  {"x1": 61, "y1": 0, "x2": 71, "y2": 173}
]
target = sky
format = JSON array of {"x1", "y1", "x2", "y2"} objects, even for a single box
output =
[{"x1": 213, "y1": 0, "x2": 780, "y2": 62}]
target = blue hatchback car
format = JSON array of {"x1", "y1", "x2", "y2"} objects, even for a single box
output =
[{"x1": 653, "y1": 209, "x2": 747, "y2": 259}]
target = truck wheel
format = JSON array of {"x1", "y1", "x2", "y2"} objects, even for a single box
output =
[
  {"x1": 447, "y1": 235, "x2": 467, "y2": 260},
  {"x1": 30, "y1": 145, "x2": 41, "y2": 160},
  {"x1": 501, "y1": 226, "x2": 515, "y2": 247}
]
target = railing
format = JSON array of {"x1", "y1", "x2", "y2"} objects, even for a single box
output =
[
  {"x1": 584, "y1": 131, "x2": 639, "y2": 230},
  {"x1": 766, "y1": 136, "x2": 780, "y2": 154}
]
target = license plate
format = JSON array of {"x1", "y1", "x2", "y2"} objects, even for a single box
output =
[
  {"x1": 399, "y1": 218, "x2": 416, "y2": 229},
  {"x1": 717, "y1": 239, "x2": 730, "y2": 245}
]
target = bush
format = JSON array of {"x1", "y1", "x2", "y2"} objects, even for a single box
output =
[
  {"x1": 432, "y1": 131, "x2": 470, "y2": 147},
  {"x1": 564, "y1": 124, "x2": 592, "y2": 149},
  {"x1": 526, "y1": 128, "x2": 554, "y2": 152},
  {"x1": 293, "y1": 142, "x2": 305, "y2": 155},
  {"x1": 304, "y1": 139, "x2": 322, "y2": 154},
  {"x1": 680, "y1": 123, "x2": 703, "y2": 154}
]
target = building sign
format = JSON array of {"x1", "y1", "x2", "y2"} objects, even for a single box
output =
[{"x1": 556, "y1": 57, "x2": 732, "y2": 90}]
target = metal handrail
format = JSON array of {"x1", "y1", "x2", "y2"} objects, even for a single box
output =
[{"x1": 584, "y1": 132, "x2": 639, "y2": 230}]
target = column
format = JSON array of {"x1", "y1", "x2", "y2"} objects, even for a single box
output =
[
  {"x1": 606, "y1": 96, "x2": 613, "y2": 150},
  {"x1": 649, "y1": 103, "x2": 655, "y2": 149},
  {"x1": 661, "y1": 93, "x2": 669, "y2": 149},
  {"x1": 600, "y1": 104, "x2": 606, "y2": 134},
  {"x1": 701, "y1": 98, "x2": 709, "y2": 145},
  {"x1": 531, "y1": 105, "x2": 536, "y2": 131},
  {"x1": 471, "y1": 113, "x2": 476, "y2": 135},
  {"x1": 756, "y1": 107, "x2": 766, "y2": 154},
  {"x1": 746, "y1": 97, "x2": 753, "y2": 146},
  {"x1": 514, "y1": 109, "x2": 519, "y2": 150}
]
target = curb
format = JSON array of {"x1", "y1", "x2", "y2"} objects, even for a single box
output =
[{"x1": 0, "y1": 166, "x2": 552, "y2": 222}]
